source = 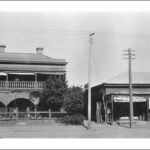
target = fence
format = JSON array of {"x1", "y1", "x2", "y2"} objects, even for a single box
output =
[{"x1": 0, "y1": 109, "x2": 67, "y2": 126}]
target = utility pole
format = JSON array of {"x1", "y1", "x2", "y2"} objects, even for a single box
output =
[
  {"x1": 88, "y1": 32, "x2": 95, "y2": 129},
  {"x1": 123, "y1": 48, "x2": 135, "y2": 128}
]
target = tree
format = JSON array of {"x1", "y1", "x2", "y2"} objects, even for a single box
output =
[
  {"x1": 63, "y1": 86, "x2": 85, "y2": 125},
  {"x1": 40, "y1": 75, "x2": 68, "y2": 111},
  {"x1": 64, "y1": 86, "x2": 84, "y2": 114}
]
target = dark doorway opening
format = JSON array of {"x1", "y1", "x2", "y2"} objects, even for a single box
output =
[{"x1": 113, "y1": 102, "x2": 147, "y2": 121}]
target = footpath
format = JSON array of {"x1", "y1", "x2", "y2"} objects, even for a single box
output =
[{"x1": 0, "y1": 122, "x2": 150, "y2": 138}]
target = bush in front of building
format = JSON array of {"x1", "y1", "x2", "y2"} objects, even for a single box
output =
[
  {"x1": 39, "y1": 75, "x2": 68, "y2": 111},
  {"x1": 63, "y1": 86, "x2": 85, "y2": 125},
  {"x1": 62, "y1": 113, "x2": 84, "y2": 125}
]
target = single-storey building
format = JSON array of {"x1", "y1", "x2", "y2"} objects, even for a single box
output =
[{"x1": 90, "y1": 72, "x2": 150, "y2": 124}]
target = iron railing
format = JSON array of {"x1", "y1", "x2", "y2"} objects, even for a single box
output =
[{"x1": 0, "y1": 81, "x2": 45, "y2": 89}]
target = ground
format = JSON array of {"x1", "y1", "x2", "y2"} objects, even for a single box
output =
[{"x1": 0, "y1": 122, "x2": 150, "y2": 138}]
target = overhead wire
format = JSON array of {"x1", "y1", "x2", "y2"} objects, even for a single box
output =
[
  {"x1": 91, "y1": 46, "x2": 101, "y2": 82},
  {"x1": 2, "y1": 25, "x2": 150, "y2": 39},
  {"x1": 95, "y1": 31, "x2": 150, "y2": 40},
  {"x1": 2, "y1": 26, "x2": 150, "y2": 80},
  {"x1": 71, "y1": 47, "x2": 88, "y2": 71},
  {"x1": 0, "y1": 26, "x2": 89, "y2": 44},
  {"x1": 0, "y1": 26, "x2": 89, "y2": 35}
]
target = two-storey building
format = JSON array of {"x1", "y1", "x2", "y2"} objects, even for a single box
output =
[{"x1": 0, "y1": 45, "x2": 67, "y2": 113}]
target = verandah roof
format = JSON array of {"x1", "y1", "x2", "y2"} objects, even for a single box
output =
[{"x1": 0, "y1": 64, "x2": 66, "y2": 73}]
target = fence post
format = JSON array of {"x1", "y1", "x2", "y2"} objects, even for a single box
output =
[
  {"x1": 49, "y1": 109, "x2": 51, "y2": 124},
  {"x1": 16, "y1": 107, "x2": 18, "y2": 126}
]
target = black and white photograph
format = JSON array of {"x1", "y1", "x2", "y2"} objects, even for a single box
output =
[{"x1": 0, "y1": 1, "x2": 150, "y2": 148}]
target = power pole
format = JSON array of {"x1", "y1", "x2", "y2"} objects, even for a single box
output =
[
  {"x1": 88, "y1": 32, "x2": 95, "y2": 130},
  {"x1": 123, "y1": 48, "x2": 135, "y2": 128}
]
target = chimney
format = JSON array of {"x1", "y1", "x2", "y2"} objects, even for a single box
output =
[
  {"x1": 36, "y1": 47, "x2": 44, "y2": 55},
  {"x1": 0, "y1": 44, "x2": 6, "y2": 53}
]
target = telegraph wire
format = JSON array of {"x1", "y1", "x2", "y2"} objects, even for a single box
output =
[
  {"x1": 95, "y1": 31, "x2": 150, "y2": 40},
  {"x1": 71, "y1": 48, "x2": 89, "y2": 71},
  {"x1": 0, "y1": 34, "x2": 88, "y2": 44},
  {"x1": 0, "y1": 26, "x2": 89, "y2": 35},
  {"x1": 2, "y1": 25, "x2": 150, "y2": 40},
  {"x1": 91, "y1": 47, "x2": 101, "y2": 82}
]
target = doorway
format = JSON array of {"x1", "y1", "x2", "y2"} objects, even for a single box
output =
[{"x1": 113, "y1": 101, "x2": 147, "y2": 121}]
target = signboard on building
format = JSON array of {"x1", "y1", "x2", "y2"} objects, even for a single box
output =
[{"x1": 114, "y1": 96, "x2": 146, "y2": 102}]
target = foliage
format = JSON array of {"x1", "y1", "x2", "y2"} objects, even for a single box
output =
[
  {"x1": 63, "y1": 86, "x2": 85, "y2": 124},
  {"x1": 62, "y1": 114, "x2": 84, "y2": 125},
  {"x1": 40, "y1": 75, "x2": 68, "y2": 111},
  {"x1": 64, "y1": 86, "x2": 85, "y2": 114},
  {"x1": 30, "y1": 91, "x2": 41, "y2": 98}
]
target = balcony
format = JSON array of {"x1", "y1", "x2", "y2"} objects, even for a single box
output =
[{"x1": 0, "y1": 81, "x2": 45, "y2": 89}]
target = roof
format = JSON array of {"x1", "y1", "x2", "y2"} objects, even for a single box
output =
[
  {"x1": 0, "y1": 52, "x2": 67, "y2": 65},
  {"x1": 105, "y1": 72, "x2": 150, "y2": 84}
]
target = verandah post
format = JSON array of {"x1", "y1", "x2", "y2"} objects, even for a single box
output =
[
  {"x1": 102, "y1": 95, "x2": 106, "y2": 123},
  {"x1": 105, "y1": 100, "x2": 108, "y2": 123},
  {"x1": 16, "y1": 107, "x2": 18, "y2": 126},
  {"x1": 26, "y1": 107, "x2": 29, "y2": 125},
  {"x1": 5, "y1": 73, "x2": 8, "y2": 88},
  {"x1": 146, "y1": 97, "x2": 149, "y2": 121},
  {"x1": 111, "y1": 95, "x2": 114, "y2": 124},
  {"x1": 99, "y1": 102, "x2": 102, "y2": 123},
  {"x1": 35, "y1": 108, "x2": 36, "y2": 119},
  {"x1": 96, "y1": 102, "x2": 100, "y2": 123},
  {"x1": 34, "y1": 73, "x2": 38, "y2": 88}
]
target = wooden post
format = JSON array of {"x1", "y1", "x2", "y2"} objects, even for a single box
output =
[
  {"x1": 111, "y1": 95, "x2": 114, "y2": 124},
  {"x1": 34, "y1": 73, "x2": 38, "y2": 88},
  {"x1": 49, "y1": 109, "x2": 51, "y2": 124},
  {"x1": 96, "y1": 102, "x2": 100, "y2": 123},
  {"x1": 16, "y1": 107, "x2": 18, "y2": 126},
  {"x1": 99, "y1": 102, "x2": 102, "y2": 123},
  {"x1": 146, "y1": 97, "x2": 149, "y2": 121},
  {"x1": 26, "y1": 107, "x2": 29, "y2": 125},
  {"x1": 105, "y1": 100, "x2": 108, "y2": 123},
  {"x1": 102, "y1": 95, "x2": 106, "y2": 123},
  {"x1": 35, "y1": 108, "x2": 36, "y2": 119},
  {"x1": 5, "y1": 73, "x2": 8, "y2": 88}
]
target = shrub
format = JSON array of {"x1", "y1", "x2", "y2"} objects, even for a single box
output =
[
  {"x1": 40, "y1": 75, "x2": 68, "y2": 111},
  {"x1": 62, "y1": 113, "x2": 84, "y2": 125},
  {"x1": 63, "y1": 86, "x2": 85, "y2": 125},
  {"x1": 64, "y1": 86, "x2": 84, "y2": 114}
]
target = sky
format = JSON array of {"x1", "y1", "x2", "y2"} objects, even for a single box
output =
[
  {"x1": 1, "y1": 2, "x2": 150, "y2": 87},
  {"x1": 1, "y1": 2, "x2": 150, "y2": 150}
]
